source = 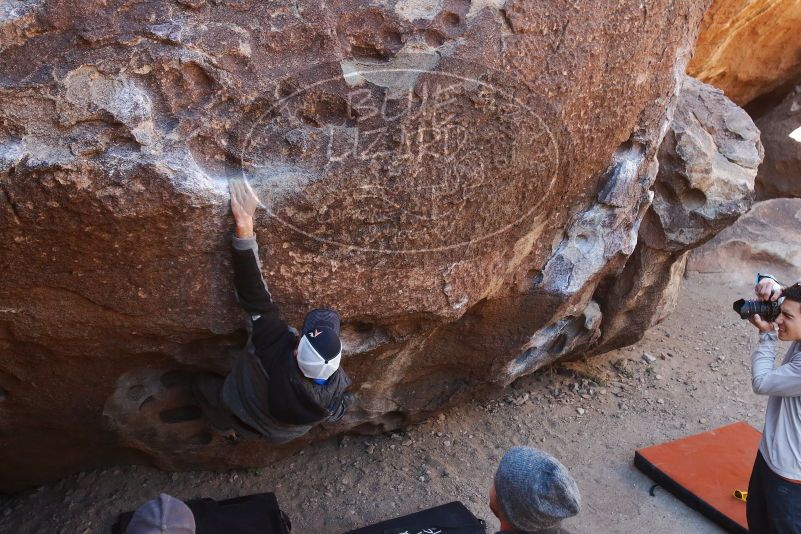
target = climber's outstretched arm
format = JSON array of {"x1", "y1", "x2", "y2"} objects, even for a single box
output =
[{"x1": 229, "y1": 179, "x2": 288, "y2": 348}]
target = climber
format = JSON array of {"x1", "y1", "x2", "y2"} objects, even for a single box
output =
[
  {"x1": 193, "y1": 178, "x2": 353, "y2": 443},
  {"x1": 489, "y1": 447, "x2": 581, "y2": 534}
]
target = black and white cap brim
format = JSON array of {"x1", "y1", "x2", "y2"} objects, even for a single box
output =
[
  {"x1": 297, "y1": 335, "x2": 342, "y2": 380},
  {"x1": 302, "y1": 308, "x2": 341, "y2": 336}
]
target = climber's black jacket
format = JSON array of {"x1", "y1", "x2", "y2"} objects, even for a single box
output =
[{"x1": 220, "y1": 233, "x2": 351, "y2": 440}]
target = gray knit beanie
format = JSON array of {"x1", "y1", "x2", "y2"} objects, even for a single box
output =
[
  {"x1": 494, "y1": 447, "x2": 581, "y2": 532},
  {"x1": 125, "y1": 493, "x2": 196, "y2": 534}
]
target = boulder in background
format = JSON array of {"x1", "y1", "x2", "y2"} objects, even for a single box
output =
[
  {"x1": 689, "y1": 198, "x2": 801, "y2": 284},
  {"x1": 754, "y1": 85, "x2": 801, "y2": 200},
  {"x1": 688, "y1": 0, "x2": 801, "y2": 106}
]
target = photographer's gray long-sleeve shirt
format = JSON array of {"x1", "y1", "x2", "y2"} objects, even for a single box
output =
[{"x1": 752, "y1": 331, "x2": 801, "y2": 481}]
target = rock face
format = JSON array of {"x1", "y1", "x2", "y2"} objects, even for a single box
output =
[
  {"x1": 689, "y1": 199, "x2": 801, "y2": 284},
  {"x1": 0, "y1": 0, "x2": 715, "y2": 490},
  {"x1": 586, "y1": 76, "x2": 762, "y2": 354},
  {"x1": 687, "y1": 0, "x2": 801, "y2": 106},
  {"x1": 754, "y1": 85, "x2": 801, "y2": 199}
]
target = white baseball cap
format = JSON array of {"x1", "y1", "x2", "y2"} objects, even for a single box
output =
[{"x1": 296, "y1": 309, "x2": 343, "y2": 381}]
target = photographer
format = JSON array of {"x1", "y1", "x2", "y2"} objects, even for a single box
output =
[{"x1": 744, "y1": 276, "x2": 801, "y2": 534}]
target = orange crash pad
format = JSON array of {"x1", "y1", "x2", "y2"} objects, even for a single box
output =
[{"x1": 634, "y1": 421, "x2": 762, "y2": 534}]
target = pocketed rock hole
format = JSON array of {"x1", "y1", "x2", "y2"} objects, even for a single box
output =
[
  {"x1": 548, "y1": 333, "x2": 568, "y2": 355},
  {"x1": 350, "y1": 28, "x2": 403, "y2": 61},
  {"x1": 680, "y1": 187, "x2": 707, "y2": 210},
  {"x1": 191, "y1": 430, "x2": 214, "y2": 446},
  {"x1": 296, "y1": 92, "x2": 357, "y2": 127},
  {"x1": 138, "y1": 395, "x2": 155, "y2": 410},
  {"x1": 159, "y1": 405, "x2": 203, "y2": 424},
  {"x1": 442, "y1": 12, "x2": 461, "y2": 27},
  {"x1": 350, "y1": 43, "x2": 390, "y2": 61},
  {"x1": 340, "y1": 321, "x2": 391, "y2": 354},
  {"x1": 424, "y1": 29, "x2": 447, "y2": 47},
  {"x1": 126, "y1": 385, "x2": 146, "y2": 402}
]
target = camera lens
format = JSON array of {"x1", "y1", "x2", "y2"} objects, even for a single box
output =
[{"x1": 732, "y1": 299, "x2": 781, "y2": 322}]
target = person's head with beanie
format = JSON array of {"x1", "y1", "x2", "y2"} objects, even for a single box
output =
[
  {"x1": 490, "y1": 447, "x2": 581, "y2": 533},
  {"x1": 125, "y1": 493, "x2": 196, "y2": 534},
  {"x1": 295, "y1": 308, "x2": 343, "y2": 383}
]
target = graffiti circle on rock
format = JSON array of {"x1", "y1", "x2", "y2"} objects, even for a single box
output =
[{"x1": 241, "y1": 59, "x2": 559, "y2": 254}]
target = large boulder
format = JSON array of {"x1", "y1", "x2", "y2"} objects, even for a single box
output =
[
  {"x1": 0, "y1": 0, "x2": 711, "y2": 490},
  {"x1": 689, "y1": 199, "x2": 801, "y2": 284},
  {"x1": 754, "y1": 85, "x2": 801, "y2": 199},
  {"x1": 687, "y1": 0, "x2": 801, "y2": 106},
  {"x1": 502, "y1": 76, "x2": 762, "y2": 368},
  {"x1": 588, "y1": 76, "x2": 762, "y2": 353}
]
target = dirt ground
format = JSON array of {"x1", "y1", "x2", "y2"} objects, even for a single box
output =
[{"x1": 0, "y1": 273, "x2": 784, "y2": 534}]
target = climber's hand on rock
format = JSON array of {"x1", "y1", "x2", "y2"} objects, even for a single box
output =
[
  {"x1": 748, "y1": 313, "x2": 774, "y2": 333},
  {"x1": 229, "y1": 178, "x2": 263, "y2": 238}
]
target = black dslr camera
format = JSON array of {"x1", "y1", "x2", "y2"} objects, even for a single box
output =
[
  {"x1": 733, "y1": 298, "x2": 781, "y2": 322},
  {"x1": 733, "y1": 273, "x2": 783, "y2": 322}
]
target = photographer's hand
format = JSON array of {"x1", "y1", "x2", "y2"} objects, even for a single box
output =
[
  {"x1": 755, "y1": 277, "x2": 782, "y2": 301},
  {"x1": 748, "y1": 313, "x2": 775, "y2": 333}
]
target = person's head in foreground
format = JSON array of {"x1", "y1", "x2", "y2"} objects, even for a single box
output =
[
  {"x1": 125, "y1": 493, "x2": 195, "y2": 534},
  {"x1": 775, "y1": 284, "x2": 801, "y2": 342},
  {"x1": 490, "y1": 447, "x2": 581, "y2": 533},
  {"x1": 295, "y1": 308, "x2": 343, "y2": 383}
]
